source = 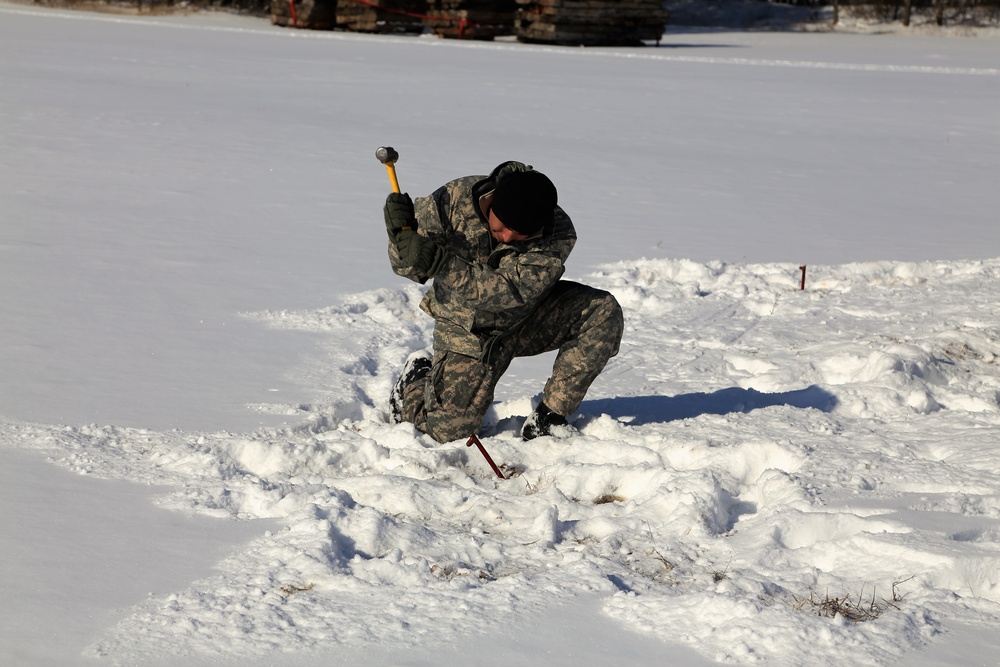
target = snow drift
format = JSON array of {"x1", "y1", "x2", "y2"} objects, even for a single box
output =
[{"x1": 6, "y1": 258, "x2": 1000, "y2": 665}]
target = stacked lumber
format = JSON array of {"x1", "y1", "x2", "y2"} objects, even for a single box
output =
[
  {"x1": 336, "y1": 0, "x2": 428, "y2": 33},
  {"x1": 514, "y1": 0, "x2": 668, "y2": 46},
  {"x1": 423, "y1": 0, "x2": 517, "y2": 39},
  {"x1": 271, "y1": 0, "x2": 339, "y2": 29}
]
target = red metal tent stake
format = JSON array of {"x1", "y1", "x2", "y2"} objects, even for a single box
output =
[{"x1": 466, "y1": 434, "x2": 505, "y2": 479}]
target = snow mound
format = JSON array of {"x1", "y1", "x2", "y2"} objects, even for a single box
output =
[{"x1": 5, "y1": 257, "x2": 1000, "y2": 665}]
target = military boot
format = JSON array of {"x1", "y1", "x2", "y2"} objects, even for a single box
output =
[
  {"x1": 389, "y1": 351, "x2": 432, "y2": 424},
  {"x1": 521, "y1": 401, "x2": 572, "y2": 440}
]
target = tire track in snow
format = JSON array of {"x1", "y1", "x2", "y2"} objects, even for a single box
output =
[{"x1": 569, "y1": 48, "x2": 1000, "y2": 76}]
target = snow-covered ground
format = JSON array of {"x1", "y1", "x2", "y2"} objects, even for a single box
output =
[{"x1": 2, "y1": 4, "x2": 1000, "y2": 665}]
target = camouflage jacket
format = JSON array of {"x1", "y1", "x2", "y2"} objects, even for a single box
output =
[{"x1": 389, "y1": 168, "x2": 577, "y2": 359}]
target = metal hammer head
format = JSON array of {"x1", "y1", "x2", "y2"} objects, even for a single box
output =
[{"x1": 375, "y1": 146, "x2": 399, "y2": 165}]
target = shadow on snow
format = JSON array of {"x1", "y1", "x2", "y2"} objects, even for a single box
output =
[{"x1": 579, "y1": 385, "x2": 838, "y2": 426}]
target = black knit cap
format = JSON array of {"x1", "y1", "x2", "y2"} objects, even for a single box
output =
[{"x1": 491, "y1": 170, "x2": 558, "y2": 236}]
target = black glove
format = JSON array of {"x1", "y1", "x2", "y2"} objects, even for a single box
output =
[
  {"x1": 384, "y1": 192, "x2": 417, "y2": 241},
  {"x1": 395, "y1": 230, "x2": 447, "y2": 278}
]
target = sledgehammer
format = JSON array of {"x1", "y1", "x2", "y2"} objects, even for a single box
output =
[{"x1": 375, "y1": 146, "x2": 401, "y2": 194}]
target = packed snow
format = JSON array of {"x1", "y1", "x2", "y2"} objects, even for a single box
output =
[{"x1": 2, "y1": 4, "x2": 1000, "y2": 666}]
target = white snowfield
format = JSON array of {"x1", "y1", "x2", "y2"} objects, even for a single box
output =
[
  {"x1": 2, "y1": 4, "x2": 1000, "y2": 667},
  {"x1": 8, "y1": 258, "x2": 1000, "y2": 666}
]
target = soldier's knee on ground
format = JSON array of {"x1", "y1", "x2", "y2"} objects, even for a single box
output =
[{"x1": 424, "y1": 410, "x2": 484, "y2": 444}]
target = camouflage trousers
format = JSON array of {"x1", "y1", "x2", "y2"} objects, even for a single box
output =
[{"x1": 398, "y1": 281, "x2": 624, "y2": 443}]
